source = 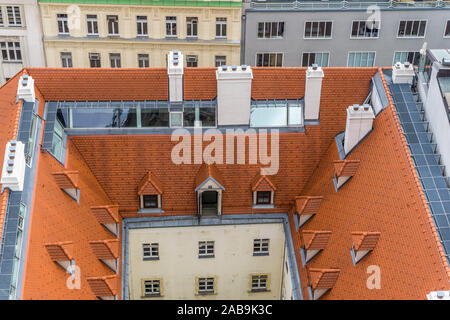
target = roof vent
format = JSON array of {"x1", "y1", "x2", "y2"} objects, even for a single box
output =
[
  {"x1": 44, "y1": 241, "x2": 74, "y2": 273},
  {"x1": 392, "y1": 62, "x2": 415, "y2": 84},
  {"x1": 221, "y1": 65, "x2": 227, "y2": 71},
  {"x1": 52, "y1": 171, "x2": 80, "y2": 202},
  {"x1": 231, "y1": 65, "x2": 237, "y2": 71},
  {"x1": 442, "y1": 58, "x2": 450, "y2": 66},
  {"x1": 91, "y1": 205, "x2": 120, "y2": 236},
  {"x1": 312, "y1": 63, "x2": 318, "y2": 70},
  {"x1": 86, "y1": 275, "x2": 117, "y2": 300},
  {"x1": 89, "y1": 239, "x2": 119, "y2": 273},
  {"x1": 351, "y1": 231, "x2": 381, "y2": 265},
  {"x1": 404, "y1": 61, "x2": 411, "y2": 68},
  {"x1": 300, "y1": 230, "x2": 332, "y2": 265},
  {"x1": 333, "y1": 159, "x2": 360, "y2": 190},
  {"x1": 17, "y1": 74, "x2": 35, "y2": 102},
  {"x1": 307, "y1": 268, "x2": 340, "y2": 300},
  {"x1": 293, "y1": 196, "x2": 324, "y2": 229},
  {"x1": 241, "y1": 65, "x2": 247, "y2": 71},
  {"x1": 1, "y1": 140, "x2": 26, "y2": 191},
  {"x1": 427, "y1": 291, "x2": 450, "y2": 300}
]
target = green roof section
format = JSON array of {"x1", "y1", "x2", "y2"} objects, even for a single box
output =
[{"x1": 37, "y1": 0, "x2": 242, "y2": 7}]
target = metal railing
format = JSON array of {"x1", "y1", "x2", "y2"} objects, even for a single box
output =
[{"x1": 249, "y1": 0, "x2": 449, "y2": 10}]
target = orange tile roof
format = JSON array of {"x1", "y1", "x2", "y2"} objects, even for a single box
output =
[
  {"x1": 183, "y1": 67, "x2": 217, "y2": 100},
  {"x1": 44, "y1": 241, "x2": 74, "y2": 262},
  {"x1": 25, "y1": 68, "x2": 168, "y2": 101},
  {"x1": 303, "y1": 231, "x2": 332, "y2": 251},
  {"x1": 89, "y1": 239, "x2": 119, "y2": 260},
  {"x1": 91, "y1": 205, "x2": 120, "y2": 225},
  {"x1": 352, "y1": 232, "x2": 381, "y2": 251},
  {"x1": 86, "y1": 275, "x2": 117, "y2": 297},
  {"x1": 295, "y1": 196, "x2": 324, "y2": 216},
  {"x1": 52, "y1": 171, "x2": 79, "y2": 189},
  {"x1": 309, "y1": 268, "x2": 340, "y2": 290},
  {"x1": 333, "y1": 160, "x2": 360, "y2": 177}
]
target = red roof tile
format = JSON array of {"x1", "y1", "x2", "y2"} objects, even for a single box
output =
[
  {"x1": 44, "y1": 241, "x2": 73, "y2": 262},
  {"x1": 303, "y1": 231, "x2": 332, "y2": 250},
  {"x1": 137, "y1": 171, "x2": 163, "y2": 195},
  {"x1": 333, "y1": 160, "x2": 360, "y2": 177},
  {"x1": 91, "y1": 205, "x2": 120, "y2": 224},
  {"x1": 251, "y1": 174, "x2": 276, "y2": 191},
  {"x1": 309, "y1": 268, "x2": 340, "y2": 290},
  {"x1": 352, "y1": 232, "x2": 381, "y2": 251},
  {"x1": 86, "y1": 275, "x2": 117, "y2": 297},
  {"x1": 295, "y1": 196, "x2": 324, "y2": 216},
  {"x1": 52, "y1": 171, "x2": 79, "y2": 189},
  {"x1": 183, "y1": 67, "x2": 217, "y2": 100},
  {"x1": 89, "y1": 239, "x2": 119, "y2": 260}
]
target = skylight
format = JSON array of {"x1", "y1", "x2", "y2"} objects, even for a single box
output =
[{"x1": 250, "y1": 99, "x2": 303, "y2": 127}]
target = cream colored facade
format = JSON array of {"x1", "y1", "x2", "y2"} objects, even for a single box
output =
[
  {"x1": 127, "y1": 223, "x2": 289, "y2": 300},
  {"x1": 39, "y1": 1, "x2": 241, "y2": 68}
]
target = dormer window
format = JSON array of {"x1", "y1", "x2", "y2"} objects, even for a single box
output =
[
  {"x1": 251, "y1": 173, "x2": 276, "y2": 209},
  {"x1": 137, "y1": 171, "x2": 164, "y2": 214},
  {"x1": 256, "y1": 191, "x2": 272, "y2": 205},
  {"x1": 195, "y1": 164, "x2": 225, "y2": 216},
  {"x1": 142, "y1": 195, "x2": 159, "y2": 209}
]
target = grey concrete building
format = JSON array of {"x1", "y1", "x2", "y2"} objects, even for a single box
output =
[
  {"x1": 0, "y1": 1, "x2": 46, "y2": 85},
  {"x1": 242, "y1": 0, "x2": 450, "y2": 67}
]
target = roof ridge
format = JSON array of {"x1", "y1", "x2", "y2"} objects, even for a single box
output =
[{"x1": 378, "y1": 67, "x2": 450, "y2": 280}]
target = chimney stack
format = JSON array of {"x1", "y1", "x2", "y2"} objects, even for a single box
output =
[
  {"x1": 17, "y1": 74, "x2": 35, "y2": 103},
  {"x1": 344, "y1": 104, "x2": 374, "y2": 155},
  {"x1": 304, "y1": 64, "x2": 324, "y2": 121},
  {"x1": 392, "y1": 61, "x2": 415, "y2": 84},
  {"x1": 167, "y1": 50, "x2": 183, "y2": 102},
  {"x1": 216, "y1": 65, "x2": 253, "y2": 126}
]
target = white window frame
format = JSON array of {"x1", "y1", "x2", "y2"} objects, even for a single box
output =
[
  {"x1": 301, "y1": 52, "x2": 330, "y2": 67},
  {"x1": 109, "y1": 53, "x2": 121, "y2": 68},
  {"x1": 392, "y1": 51, "x2": 421, "y2": 66},
  {"x1": 138, "y1": 53, "x2": 149, "y2": 68},
  {"x1": 215, "y1": 55, "x2": 226, "y2": 67},
  {"x1": 255, "y1": 52, "x2": 283, "y2": 67},
  {"x1": 166, "y1": 16, "x2": 177, "y2": 37},
  {"x1": 197, "y1": 277, "x2": 215, "y2": 295},
  {"x1": 444, "y1": 20, "x2": 450, "y2": 38},
  {"x1": 107, "y1": 15, "x2": 119, "y2": 36},
  {"x1": 250, "y1": 274, "x2": 269, "y2": 292},
  {"x1": 186, "y1": 17, "x2": 198, "y2": 38},
  {"x1": 57, "y1": 13, "x2": 69, "y2": 35},
  {"x1": 0, "y1": 7, "x2": 4, "y2": 27},
  {"x1": 61, "y1": 52, "x2": 72, "y2": 68},
  {"x1": 253, "y1": 238, "x2": 270, "y2": 256},
  {"x1": 142, "y1": 243, "x2": 159, "y2": 260},
  {"x1": 139, "y1": 194, "x2": 161, "y2": 209},
  {"x1": 350, "y1": 20, "x2": 380, "y2": 39},
  {"x1": 169, "y1": 111, "x2": 183, "y2": 128},
  {"x1": 257, "y1": 21, "x2": 285, "y2": 39},
  {"x1": 304, "y1": 21, "x2": 333, "y2": 39},
  {"x1": 198, "y1": 241, "x2": 214, "y2": 258},
  {"x1": 347, "y1": 51, "x2": 376, "y2": 67},
  {"x1": 142, "y1": 279, "x2": 162, "y2": 297},
  {"x1": 86, "y1": 14, "x2": 98, "y2": 35},
  {"x1": 215, "y1": 17, "x2": 227, "y2": 38},
  {"x1": 6, "y1": 6, "x2": 21, "y2": 27},
  {"x1": 89, "y1": 52, "x2": 101, "y2": 67},
  {"x1": 397, "y1": 19, "x2": 427, "y2": 38},
  {"x1": 136, "y1": 16, "x2": 148, "y2": 36},
  {"x1": 1, "y1": 41, "x2": 22, "y2": 62}
]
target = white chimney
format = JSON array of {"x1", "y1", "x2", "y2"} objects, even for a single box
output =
[
  {"x1": 392, "y1": 62, "x2": 415, "y2": 84},
  {"x1": 1, "y1": 140, "x2": 26, "y2": 191},
  {"x1": 167, "y1": 50, "x2": 183, "y2": 102},
  {"x1": 17, "y1": 74, "x2": 35, "y2": 103},
  {"x1": 216, "y1": 65, "x2": 253, "y2": 126},
  {"x1": 344, "y1": 104, "x2": 375, "y2": 155},
  {"x1": 304, "y1": 64, "x2": 324, "y2": 121}
]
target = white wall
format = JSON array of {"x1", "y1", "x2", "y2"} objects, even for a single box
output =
[{"x1": 128, "y1": 223, "x2": 287, "y2": 300}]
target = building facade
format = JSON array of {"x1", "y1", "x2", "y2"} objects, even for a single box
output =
[
  {"x1": 0, "y1": 0, "x2": 45, "y2": 85},
  {"x1": 38, "y1": 0, "x2": 242, "y2": 68},
  {"x1": 242, "y1": 0, "x2": 450, "y2": 67}
]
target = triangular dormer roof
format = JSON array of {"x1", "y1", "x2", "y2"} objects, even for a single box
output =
[
  {"x1": 195, "y1": 164, "x2": 225, "y2": 191},
  {"x1": 251, "y1": 173, "x2": 276, "y2": 192},
  {"x1": 137, "y1": 171, "x2": 163, "y2": 195}
]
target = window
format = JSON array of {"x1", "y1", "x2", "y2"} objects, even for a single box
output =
[
  {"x1": 110, "y1": 53, "x2": 121, "y2": 68},
  {"x1": 142, "y1": 243, "x2": 159, "y2": 260},
  {"x1": 61, "y1": 52, "x2": 72, "y2": 68},
  {"x1": 393, "y1": 51, "x2": 420, "y2": 66},
  {"x1": 25, "y1": 114, "x2": 38, "y2": 166},
  {"x1": 198, "y1": 241, "x2": 214, "y2": 258},
  {"x1": 170, "y1": 112, "x2": 183, "y2": 128},
  {"x1": 304, "y1": 21, "x2": 332, "y2": 38},
  {"x1": 445, "y1": 20, "x2": 450, "y2": 37},
  {"x1": 257, "y1": 22, "x2": 284, "y2": 38},
  {"x1": 216, "y1": 17, "x2": 227, "y2": 38},
  {"x1": 251, "y1": 274, "x2": 269, "y2": 292},
  {"x1": 10, "y1": 203, "x2": 26, "y2": 299},
  {"x1": 86, "y1": 14, "x2": 98, "y2": 35},
  {"x1": 57, "y1": 14, "x2": 69, "y2": 34},
  {"x1": 143, "y1": 195, "x2": 158, "y2": 208},
  {"x1": 302, "y1": 52, "x2": 329, "y2": 67},
  {"x1": 107, "y1": 15, "x2": 119, "y2": 35},
  {"x1": 7, "y1": 6, "x2": 21, "y2": 26},
  {"x1": 186, "y1": 17, "x2": 198, "y2": 37},
  {"x1": 52, "y1": 120, "x2": 64, "y2": 161},
  {"x1": 250, "y1": 99, "x2": 303, "y2": 127},
  {"x1": 166, "y1": 16, "x2": 177, "y2": 37},
  {"x1": 138, "y1": 54, "x2": 149, "y2": 67},
  {"x1": 351, "y1": 20, "x2": 380, "y2": 38},
  {"x1": 137, "y1": 16, "x2": 148, "y2": 36},
  {"x1": 89, "y1": 53, "x2": 101, "y2": 67},
  {"x1": 0, "y1": 8, "x2": 3, "y2": 26},
  {"x1": 347, "y1": 52, "x2": 375, "y2": 67},
  {"x1": 256, "y1": 191, "x2": 271, "y2": 205},
  {"x1": 256, "y1": 53, "x2": 283, "y2": 67},
  {"x1": 398, "y1": 20, "x2": 426, "y2": 37},
  {"x1": 253, "y1": 239, "x2": 269, "y2": 256},
  {"x1": 197, "y1": 277, "x2": 215, "y2": 295},
  {"x1": 186, "y1": 55, "x2": 198, "y2": 67},
  {"x1": 1, "y1": 42, "x2": 22, "y2": 62},
  {"x1": 215, "y1": 56, "x2": 226, "y2": 67},
  {"x1": 142, "y1": 279, "x2": 161, "y2": 297}
]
